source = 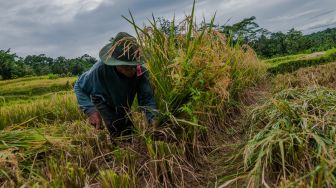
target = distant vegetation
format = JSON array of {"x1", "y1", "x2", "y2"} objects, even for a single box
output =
[
  {"x1": 0, "y1": 51, "x2": 96, "y2": 80},
  {"x1": 215, "y1": 16, "x2": 336, "y2": 58},
  {"x1": 159, "y1": 16, "x2": 336, "y2": 58},
  {"x1": 0, "y1": 16, "x2": 335, "y2": 80}
]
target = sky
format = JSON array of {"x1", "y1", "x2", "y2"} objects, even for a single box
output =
[{"x1": 1, "y1": 0, "x2": 335, "y2": 58}]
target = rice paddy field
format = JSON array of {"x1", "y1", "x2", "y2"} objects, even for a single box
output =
[{"x1": 1, "y1": 7, "x2": 336, "y2": 188}]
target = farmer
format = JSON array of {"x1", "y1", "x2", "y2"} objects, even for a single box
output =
[{"x1": 74, "y1": 32, "x2": 157, "y2": 136}]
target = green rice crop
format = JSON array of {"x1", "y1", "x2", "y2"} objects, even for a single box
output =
[
  {"x1": 0, "y1": 92, "x2": 84, "y2": 129},
  {"x1": 267, "y1": 48, "x2": 336, "y2": 74},
  {"x1": 264, "y1": 53, "x2": 316, "y2": 65},
  {"x1": 0, "y1": 76, "x2": 76, "y2": 105},
  {"x1": 0, "y1": 76, "x2": 50, "y2": 87}
]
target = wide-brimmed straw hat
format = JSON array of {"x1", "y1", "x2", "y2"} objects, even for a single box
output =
[{"x1": 99, "y1": 32, "x2": 144, "y2": 66}]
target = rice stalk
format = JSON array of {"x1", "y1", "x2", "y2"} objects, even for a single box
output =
[{"x1": 238, "y1": 87, "x2": 336, "y2": 187}]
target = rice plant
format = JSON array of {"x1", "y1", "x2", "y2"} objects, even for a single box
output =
[
  {"x1": 239, "y1": 87, "x2": 336, "y2": 187},
  {"x1": 0, "y1": 76, "x2": 76, "y2": 99},
  {"x1": 0, "y1": 92, "x2": 84, "y2": 129},
  {"x1": 274, "y1": 62, "x2": 336, "y2": 91},
  {"x1": 44, "y1": 157, "x2": 87, "y2": 187},
  {"x1": 123, "y1": 1, "x2": 266, "y2": 158},
  {"x1": 143, "y1": 137, "x2": 196, "y2": 187},
  {"x1": 98, "y1": 170, "x2": 133, "y2": 188},
  {"x1": 0, "y1": 127, "x2": 71, "y2": 183}
]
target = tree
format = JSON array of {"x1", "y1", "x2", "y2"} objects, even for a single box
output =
[
  {"x1": 156, "y1": 17, "x2": 178, "y2": 36},
  {"x1": 220, "y1": 16, "x2": 262, "y2": 43},
  {"x1": 0, "y1": 49, "x2": 19, "y2": 79},
  {"x1": 23, "y1": 54, "x2": 53, "y2": 75},
  {"x1": 284, "y1": 28, "x2": 306, "y2": 54}
]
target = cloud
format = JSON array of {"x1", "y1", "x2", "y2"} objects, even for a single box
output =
[
  {"x1": 0, "y1": 0, "x2": 335, "y2": 58},
  {"x1": 309, "y1": 9, "x2": 335, "y2": 20},
  {"x1": 298, "y1": 17, "x2": 336, "y2": 31},
  {"x1": 267, "y1": 9, "x2": 321, "y2": 22}
]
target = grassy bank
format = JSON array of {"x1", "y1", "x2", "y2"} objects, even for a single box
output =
[{"x1": 267, "y1": 48, "x2": 336, "y2": 74}]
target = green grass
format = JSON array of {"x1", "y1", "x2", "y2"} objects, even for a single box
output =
[
  {"x1": 267, "y1": 48, "x2": 336, "y2": 74},
  {"x1": 264, "y1": 53, "x2": 309, "y2": 64}
]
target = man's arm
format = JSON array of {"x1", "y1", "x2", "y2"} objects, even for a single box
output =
[
  {"x1": 74, "y1": 75, "x2": 97, "y2": 116},
  {"x1": 74, "y1": 71, "x2": 102, "y2": 129},
  {"x1": 137, "y1": 68, "x2": 158, "y2": 126}
]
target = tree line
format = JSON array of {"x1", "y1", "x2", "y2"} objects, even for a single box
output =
[
  {"x1": 0, "y1": 50, "x2": 96, "y2": 80},
  {"x1": 1, "y1": 16, "x2": 335, "y2": 80},
  {"x1": 159, "y1": 16, "x2": 336, "y2": 58},
  {"x1": 217, "y1": 17, "x2": 336, "y2": 58}
]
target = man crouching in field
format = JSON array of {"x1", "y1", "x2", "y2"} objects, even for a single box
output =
[{"x1": 74, "y1": 32, "x2": 157, "y2": 137}]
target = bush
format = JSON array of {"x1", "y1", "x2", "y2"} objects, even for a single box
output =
[{"x1": 48, "y1": 74, "x2": 59, "y2": 79}]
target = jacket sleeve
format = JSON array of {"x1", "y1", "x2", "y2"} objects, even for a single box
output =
[
  {"x1": 74, "y1": 73, "x2": 97, "y2": 116},
  {"x1": 137, "y1": 69, "x2": 158, "y2": 123}
]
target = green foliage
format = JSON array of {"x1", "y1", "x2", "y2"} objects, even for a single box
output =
[
  {"x1": 252, "y1": 27, "x2": 336, "y2": 58},
  {"x1": 0, "y1": 50, "x2": 28, "y2": 80},
  {"x1": 215, "y1": 16, "x2": 336, "y2": 58},
  {"x1": 306, "y1": 28, "x2": 336, "y2": 52},
  {"x1": 221, "y1": 16, "x2": 263, "y2": 43},
  {"x1": 264, "y1": 53, "x2": 307, "y2": 64},
  {"x1": 0, "y1": 51, "x2": 96, "y2": 80}
]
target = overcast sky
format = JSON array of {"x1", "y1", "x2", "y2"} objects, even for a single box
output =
[{"x1": 1, "y1": 0, "x2": 335, "y2": 58}]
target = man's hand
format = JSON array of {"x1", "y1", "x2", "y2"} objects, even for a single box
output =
[
  {"x1": 88, "y1": 112, "x2": 103, "y2": 130},
  {"x1": 150, "y1": 119, "x2": 158, "y2": 129}
]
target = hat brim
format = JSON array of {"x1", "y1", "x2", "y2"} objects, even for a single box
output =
[{"x1": 99, "y1": 42, "x2": 144, "y2": 66}]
